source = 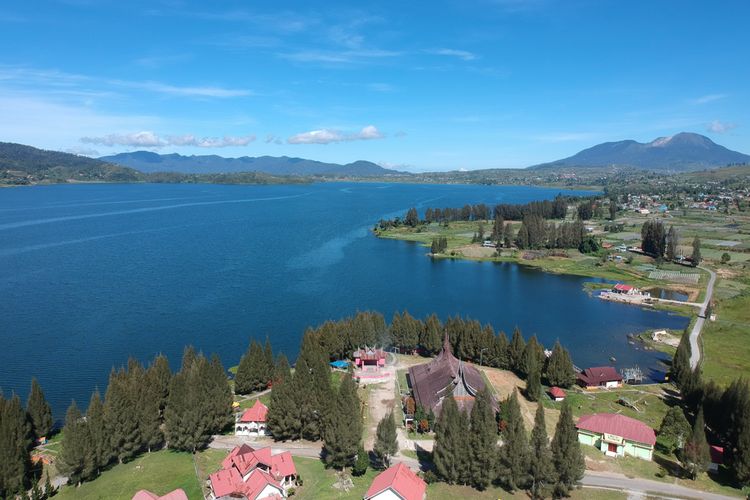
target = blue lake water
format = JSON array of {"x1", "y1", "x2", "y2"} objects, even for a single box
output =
[{"x1": 0, "y1": 182, "x2": 689, "y2": 416}]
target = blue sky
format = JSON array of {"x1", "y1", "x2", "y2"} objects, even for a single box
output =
[{"x1": 0, "y1": 0, "x2": 748, "y2": 171}]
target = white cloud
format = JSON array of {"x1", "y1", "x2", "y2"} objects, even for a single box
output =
[
  {"x1": 367, "y1": 82, "x2": 395, "y2": 92},
  {"x1": 689, "y1": 94, "x2": 727, "y2": 105},
  {"x1": 111, "y1": 80, "x2": 253, "y2": 98},
  {"x1": 428, "y1": 48, "x2": 478, "y2": 61},
  {"x1": 280, "y1": 49, "x2": 401, "y2": 64},
  {"x1": 81, "y1": 132, "x2": 256, "y2": 148},
  {"x1": 706, "y1": 120, "x2": 738, "y2": 134},
  {"x1": 287, "y1": 125, "x2": 384, "y2": 145}
]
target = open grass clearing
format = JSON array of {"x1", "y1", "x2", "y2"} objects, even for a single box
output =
[
  {"x1": 701, "y1": 294, "x2": 750, "y2": 385},
  {"x1": 55, "y1": 450, "x2": 202, "y2": 500}
]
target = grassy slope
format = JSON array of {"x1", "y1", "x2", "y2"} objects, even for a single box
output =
[
  {"x1": 55, "y1": 450, "x2": 202, "y2": 500},
  {"x1": 701, "y1": 294, "x2": 750, "y2": 384}
]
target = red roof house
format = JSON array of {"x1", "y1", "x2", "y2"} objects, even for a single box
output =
[
  {"x1": 364, "y1": 463, "x2": 426, "y2": 500},
  {"x1": 709, "y1": 445, "x2": 724, "y2": 472},
  {"x1": 576, "y1": 413, "x2": 656, "y2": 461},
  {"x1": 132, "y1": 489, "x2": 188, "y2": 500},
  {"x1": 613, "y1": 283, "x2": 634, "y2": 293},
  {"x1": 548, "y1": 386, "x2": 566, "y2": 401},
  {"x1": 236, "y1": 400, "x2": 269, "y2": 436},
  {"x1": 353, "y1": 346, "x2": 387, "y2": 371},
  {"x1": 210, "y1": 445, "x2": 297, "y2": 499},
  {"x1": 577, "y1": 366, "x2": 623, "y2": 389}
]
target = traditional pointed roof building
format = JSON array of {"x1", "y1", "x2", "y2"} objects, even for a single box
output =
[{"x1": 407, "y1": 333, "x2": 496, "y2": 415}]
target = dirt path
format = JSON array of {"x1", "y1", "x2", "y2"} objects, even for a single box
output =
[{"x1": 363, "y1": 355, "x2": 399, "y2": 449}]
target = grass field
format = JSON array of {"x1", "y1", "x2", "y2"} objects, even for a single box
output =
[
  {"x1": 55, "y1": 450, "x2": 202, "y2": 500},
  {"x1": 559, "y1": 385, "x2": 673, "y2": 430},
  {"x1": 701, "y1": 294, "x2": 750, "y2": 384}
]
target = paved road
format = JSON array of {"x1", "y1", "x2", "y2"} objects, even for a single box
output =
[
  {"x1": 689, "y1": 266, "x2": 717, "y2": 370},
  {"x1": 582, "y1": 470, "x2": 739, "y2": 500}
]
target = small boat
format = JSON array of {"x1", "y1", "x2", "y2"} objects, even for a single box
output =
[{"x1": 610, "y1": 356, "x2": 617, "y2": 362}]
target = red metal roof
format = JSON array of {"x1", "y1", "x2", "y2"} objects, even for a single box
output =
[
  {"x1": 576, "y1": 413, "x2": 656, "y2": 446},
  {"x1": 613, "y1": 283, "x2": 634, "y2": 292},
  {"x1": 577, "y1": 366, "x2": 623, "y2": 386},
  {"x1": 239, "y1": 400, "x2": 269, "y2": 423},
  {"x1": 218, "y1": 445, "x2": 297, "y2": 484},
  {"x1": 710, "y1": 445, "x2": 724, "y2": 464},
  {"x1": 548, "y1": 386, "x2": 566, "y2": 399},
  {"x1": 131, "y1": 489, "x2": 188, "y2": 500},
  {"x1": 241, "y1": 469, "x2": 284, "y2": 500},
  {"x1": 364, "y1": 463, "x2": 426, "y2": 500},
  {"x1": 209, "y1": 466, "x2": 244, "y2": 498}
]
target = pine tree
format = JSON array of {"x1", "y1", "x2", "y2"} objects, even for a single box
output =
[
  {"x1": 546, "y1": 341, "x2": 576, "y2": 388},
  {"x1": 208, "y1": 354, "x2": 234, "y2": 433},
  {"x1": 352, "y1": 444, "x2": 369, "y2": 476},
  {"x1": 492, "y1": 331, "x2": 510, "y2": 369},
  {"x1": 322, "y1": 373, "x2": 362, "y2": 469},
  {"x1": 235, "y1": 340, "x2": 269, "y2": 394},
  {"x1": 503, "y1": 222, "x2": 514, "y2": 248},
  {"x1": 374, "y1": 411, "x2": 398, "y2": 469},
  {"x1": 421, "y1": 314, "x2": 443, "y2": 355},
  {"x1": 498, "y1": 390, "x2": 529, "y2": 491},
  {"x1": 657, "y1": 406, "x2": 690, "y2": 455},
  {"x1": 86, "y1": 390, "x2": 108, "y2": 475},
  {"x1": 551, "y1": 400, "x2": 585, "y2": 496},
  {"x1": 263, "y1": 337, "x2": 274, "y2": 378},
  {"x1": 44, "y1": 472, "x2": 54, "y2": 498},
  {"x1": 58, "y1": 401, "x2": 89, "y2": 486},
  {"x1": 671, "y1": 331, "x2": 691, "y2": 389},
  {"x1": 104, "y1": 366, "x2": 140, "y2": 463},
  {"x1": 296, "y1": 331, "x2": 332, "y2": 441},
  {"x1": 273, "y1": 353, "x2": 291, "y2": 384},
  {"x1": 469, "y1": 387, "x2": 497, "y2": 489},
  {"x1": 433, "y1": 396, "x2": 469, "y2": 483},
  {"x1": 681, "y1": 408, "x2": 710, "y2": 479},
  {"x1": 141, "y1": 361, "x2": 166, "y2": 452},
  {"x1": 528, "y1": 402, "x2": 556, "y2": 499},
  {"x1": 509, "y1": 328, "x2": 526, "y2": 374},
  {"x1": 521, "y1": 335, "x2": 545, "y2": 378},
  {"x1": 26, "y1": 378, "x2": 54, "y2": 442},
  {"x1": 149, "y1": 354, "x2": 171, "y2": 414},
  {"x1": 666, "y1": 226, "x2": 679, "y2": 261},
  {"x1": 405, "y1": 207, "x2": 419, "y2": 227},
  {"x1": 0, "y1": 393, "x2": 31, "y2": 497},
  {"x1": 526, "y1": 354, "x2": 542, "y2": 402},
  {"x1": 691, "y1": 236, "x2": 702, "y2": 266},
  {"x1": 266, "y1": 374, "x2": 298, "y2": 440}
]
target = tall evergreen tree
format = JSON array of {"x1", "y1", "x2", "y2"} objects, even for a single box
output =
[
  {"x1": 266, "y1": 373, "x2": 299, "y2": 441},
  {"x1": 26, "y1": 378, "x2": 54, "y2": 441},
  {"x1": 509, "y1": 328, "x2": 526, "y2": 374},
  {"x1": 492, "y1": 331, "x2": 510, "y2": 370},
  {"x1": 469, "y1": 387, "x2": 497, "y2": 490},
  {"x1": 421, "y1": 314, "x2": 443, "y2": 355},
  {"x1": 263, "y1": 337, "x2": 274, "y2": 377},
  {"x1": 666, "y1": 226, "x2": 680, "y2": 261},
  {"x1": 235, "y1": 340, "x2": 269, "y2": 394},
  {"x1": 273, "y1": 353, "x2": 291, "y2": 384},
  {"x1": 498, "y1": 390, "x2": 529, "y2": 491},
  {"x1": 433, "y1": 396, "x2": 469, "y2": 483},
  {"x1": 139, "y1": 363, "x2": 164, "y2": 452},
  {"x1": 525, "y1": 354, "x2": 542, "y2": 402},
  {"x1": 104, "y1": 367, "x2": 140, "y2": 463},
  {"x1": 521, "y1": 335, "x2": 545, "y2": 378},
  {"x1": 725, "y1": 378, "x2": 750, "y2": 485},
  {"x1": 0, "y1": 393, "x2": 31, "y2": 497},
  {"x1": 691, "y1": 236, "x2": 702, "y2": 266},
  {"x1": 149, "y1": 354, "x2": 171, "y2": 414},
  {"x1": 657, "y1": 406, "x2": 690, "y2": 455},
  {"x1": 85, "y1": 390, "x2": 108, "y2": 475},
  {"x1": 546, "y1": 341, "x2": 576, "y2": 388},
  {"x1": 58, "y1": 401, "x2": 90, "y2": 486},
  {"x1": 671, "y1": 332, "x2": 692, "y2": 389},
  {"x1": 405, "y1": 207, "x2": 419, "y2": 227},
  {"x1": 503, "y1": 222, "x2": 514, "y2": 248},
  {"x1": 352, "y1": 444, "x2": 369, "y2": 477},
  {"x1": 528, "y1": 402, "x2": 556, "y2": 500},
  {"x1": 681, "y1": 408, "x2": 710, "y2": 479},
  {"x1": 296, "y1": 331, "x2": 332, "y2": 441},
  {"x1": 550, "y1": 400, "x2": 585, "y2": 497},
  {"x1": 322, "y1": 373, "x2": 362, "y2": 469},
  {"x1": 374, "y1": 411, "x2": 398, "y2": 469}
]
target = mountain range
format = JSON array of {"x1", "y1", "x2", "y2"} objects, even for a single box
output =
[
  {"x1": 99, "y1": 151, "x2": 402, "y2": 177},
  {"x1": 533, "y1": 132, "x2": 750, "y2": 171}
]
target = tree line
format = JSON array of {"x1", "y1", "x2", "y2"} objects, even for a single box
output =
[
  {"x1": 666, "y1": 332, "x2": 750, "y2": 485},
  {"x1": 432, "y1": 387, "x2": 585, "y2": 498},
  {"x1": 55, "y1": 348, "x2": 232, "y2": 490},
  {"x1": 641, "y1": 219, "x2": 701, "y2": 266},
  {"x1": 0, "y1": 379, "x2": 55, "y2": 498}
]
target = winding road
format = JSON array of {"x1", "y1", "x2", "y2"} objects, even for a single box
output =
[{"x1": 689, "y1": 266, "x2": 717, "y2": 370}]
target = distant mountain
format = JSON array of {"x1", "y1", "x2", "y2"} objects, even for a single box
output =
[
  {"x1": 532, "y1": 132, "x2": 750, "y2": 172},
  {"x1": 100, "y1": 151, "x2": 404, "y2": 177},
  {"x1": 0, "y1": 142, "x2": 141, "y2": 185}
]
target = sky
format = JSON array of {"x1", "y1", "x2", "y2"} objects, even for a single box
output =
[{"x1": 0, "y1": 0, "x2": 748, "y2": 172}]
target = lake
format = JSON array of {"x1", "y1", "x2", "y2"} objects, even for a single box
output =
[{"x1": 0, "y1": 182, "x2": 689, "y2": 416}]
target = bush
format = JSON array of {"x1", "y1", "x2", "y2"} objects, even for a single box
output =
[
  {"x1": 422, "y1": 470, "x2": 439, "y2": 484},
  {"x1": 721, "y1": 253, "x2": 731, "y2": 264}
]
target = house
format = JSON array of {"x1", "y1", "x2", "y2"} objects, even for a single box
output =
[
  {"x1": 132, "y1": 489, "x2": 188, "y2": 500},
  {"x1": 407, "y1": 333, "x2": 496, "y2": 416},
  {"x1": 612, "y1": 284, "x2": 638, "y2": 295},
  {"x1": 209, "y1": 444, "x2": 297, "y2": 499},
  {"x1": 576, "y1": 413, "x2": 656, "y2": 461},
  {"x1": 364, "y1": 463, "x2": 427, "y2": 500},
  {"x1": 235, "y1": 400, "x2": 269, "y2": 436},
  {"x1": 353, "y1": 346, "x2": 387, "y2": 371},
  {"x1": 482, "y1": 240, "x2": 497, "y2": 248},
  {"x1": 709, "y1": 445, "x2": 725, "y2": 472},
  {"x1": 548, "y1": 386, "x2": 566, "y2": 401},
  {"x1": 577, "y1": 366, "x2": 623, "y2": 389}
]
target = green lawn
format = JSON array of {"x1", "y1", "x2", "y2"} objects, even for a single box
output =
[
  {"x1": 55, "y1": 450, "x2": 202, "y2": 500},
  {"x1": 293, "y1": 456, "x2": 380, "y2": 499},
  {"x1": 426, "y1": 481, "x2": 626, "y2": 499},
  {"x1": 701, "y1": 294, "x2": 750, "y2": 384}
]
